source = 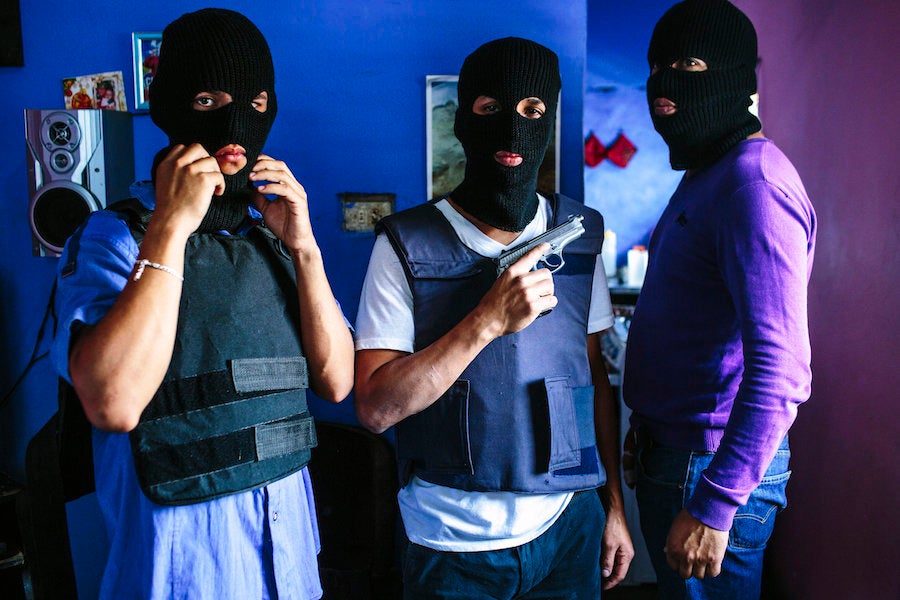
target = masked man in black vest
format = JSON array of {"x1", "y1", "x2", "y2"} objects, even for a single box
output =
[
  {"x1": 355, "y1": 37, "x2": 633, "y2": 598},
  {"x1": 51, "y1": 9, "x2": 353, "y2": 599}
]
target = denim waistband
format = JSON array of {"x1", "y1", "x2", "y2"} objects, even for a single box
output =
[{"x1": 633, "y1": 424, "x2": 789, "y2": 454}]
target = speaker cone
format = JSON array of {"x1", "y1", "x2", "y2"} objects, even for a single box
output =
[{"x1": 29, "y1": 182, "x2": 99, "y2": 254}]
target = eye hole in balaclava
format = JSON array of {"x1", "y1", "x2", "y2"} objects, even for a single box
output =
[
  {"x1": 149, "y1": 8, "x2": 277, "y2": 232},
  {"x1": 646, "y1": 0, "x2": 761, "y2": 170},
  {"x1": 451, "y1": 37, "x2": 560, "y2": 232}
]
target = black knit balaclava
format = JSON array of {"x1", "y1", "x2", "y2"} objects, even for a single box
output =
[
  {"x1": 647, "y1": 0, "x2": 760, "y2": 170},
  {"x1": 451, "y1": 37, "x2": 560, "y2": 232},
  {"x1": 149, "y1": 8, "x2": 277, "y2": 232}
]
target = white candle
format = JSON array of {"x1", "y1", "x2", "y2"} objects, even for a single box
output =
[
  {"x1": 602, "y1": 230, "x2": 617, "y2": 278},
  {"x1": 626, "y1": 245, "x2": 648, "y2": 287}
]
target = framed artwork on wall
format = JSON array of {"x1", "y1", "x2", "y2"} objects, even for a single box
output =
[
  {"x1": 425, "y1": 75, "x2": 559, "y2": 201},
  {"x1": 62, "y1": 71, "x2": 127, "y2": 111},
  {"x1": 132, "y1": 32, "x2": 162, "y2": 111}
]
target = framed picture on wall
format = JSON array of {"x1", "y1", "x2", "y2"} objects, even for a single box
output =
[
  {"x1": 62, "y1": 71, "x2": 127, "y2": 111},
  {"x1": 132, "y1": 32, "x2": 162, "y2": 111},
  {"x1": 425, "y1": 75, "x2": 559, "y2": 201}
]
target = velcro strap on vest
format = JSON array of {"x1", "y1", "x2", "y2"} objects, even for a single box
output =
[
  {"x1": 141, "y1": 357, "x2": 309, "y2": 422},
  {"x1": 256, "y1": 414, "x2": 316, "y2": 460},
  {"x1": 232, "y1": 357, "x2": 309, "y2": 393},
  {"x1": 137, "y1": 389, "x2": 306, "y2": 447},
  {"x1": 133, "y1": 355, "x2": 316, "y2": 504},
  {"x1": 141, "y1": 413, "x2": 317, "y2": 483}
]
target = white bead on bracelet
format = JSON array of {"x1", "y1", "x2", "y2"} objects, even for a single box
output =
[{"x1": 133, "y1": 259, "x2": 184, "y2": 282}]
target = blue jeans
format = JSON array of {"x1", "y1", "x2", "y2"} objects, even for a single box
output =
[
  {"x1": 402, "y1": 489, "x2": 605, "y2": 599},
  {"x1": 635, "y1": 437, "x2": 791, "y2": 600}
]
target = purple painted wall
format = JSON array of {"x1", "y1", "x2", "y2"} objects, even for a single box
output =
[{"x1": 733, "y1": 2, "x2": 899, "y2": 598}]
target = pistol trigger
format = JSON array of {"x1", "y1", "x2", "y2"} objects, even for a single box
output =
[{"x1": 543, "y1": 252, "x2": 564, "y2": 273}]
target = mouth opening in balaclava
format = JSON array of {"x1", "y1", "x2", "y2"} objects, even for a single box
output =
[
  {"x1": 149, "y1": 8, "x2": 277, "y2": 232},
  {"x1": 646, "y1": 0, "x2": 761, "y2": 170},
  {"x1": 450, "y1": 37, "x2": 560, "y2": 232}
]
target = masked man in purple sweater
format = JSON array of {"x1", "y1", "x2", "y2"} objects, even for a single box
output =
[{"x1": 622, "y1": 1, "x2": 816, "y2": 598}]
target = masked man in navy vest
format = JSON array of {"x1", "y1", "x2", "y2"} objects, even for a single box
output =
[
  {"x1": 51, "y1": 9, "x2": 353, "y2": 599},
  {"x1": 355, "y1": 37, "x2": 634, "y2": 598}
]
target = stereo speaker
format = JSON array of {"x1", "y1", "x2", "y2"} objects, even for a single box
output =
[{"x1": 25, "y1": 109, "x2": 134, "y2": 257}]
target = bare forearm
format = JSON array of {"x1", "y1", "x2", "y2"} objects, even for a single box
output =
[
  {"x1": 355, "y1": 306, "x2": 499, "y2": 433},
  {"x1": 597, "y1": 395, "x2": 626, "y2": 510},
  {"x1": 581, "y1": 333, "x2": 635, "y2": 587},
  {"x1": 70, "y1": 224, "x2": 189, "y2": 432},
  {"x1": 588, "y1": 333, "x2": 626, "y2": 511},
  {"x1": 291, "y1": 244, "x2": 354, "y2": 402},
  {"x1": 355, "y1": 244, "x2": 555, "y2": 433}
]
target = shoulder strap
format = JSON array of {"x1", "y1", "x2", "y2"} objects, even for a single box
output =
[
  {"x1": 56, "y1": 378, "x2": 95, "y2": 499},
  {"x1": 106, "y1": 197, "x2": 153, "y2": 245}
]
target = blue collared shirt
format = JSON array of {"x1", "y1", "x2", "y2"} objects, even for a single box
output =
[{"x1": 52, "y1": 183, "x2": 323, "y2": 599}]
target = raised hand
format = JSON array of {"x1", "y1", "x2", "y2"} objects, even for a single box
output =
[
  {"x1": 153, "y1": 144, "x2": 225, "y2": 236},
  {"x1": 249, "y1": 154, "x2": 314, "y2": 253},
  {"x1": 477, "y1": 243, "x2": 557, "y2": 337}
]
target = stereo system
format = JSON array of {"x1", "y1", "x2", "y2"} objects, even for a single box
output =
[{"x1": 25, "y1": 109, "x2": 134, "y2": 257}]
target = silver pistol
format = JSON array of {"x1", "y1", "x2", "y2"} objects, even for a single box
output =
[{"x1": 495, "y1": 214, "x2": 585, "y2": 277}]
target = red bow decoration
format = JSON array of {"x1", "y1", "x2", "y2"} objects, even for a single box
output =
[
  {"x1": 607, "y1": 132, "x2": 637, "y2": 167},
  {"x1": 584, "y1": 131, "x2": 638, "y2": 168},
  {"x1": 584, "y1": 131, "x2": 606, "y2": 167}
]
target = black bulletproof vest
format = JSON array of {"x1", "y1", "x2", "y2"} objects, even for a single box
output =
[{"x1": 115, "y1": 201, "x2": 316, "y2": 505}]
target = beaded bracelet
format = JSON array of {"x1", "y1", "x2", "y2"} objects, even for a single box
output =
[{"x1": 133, "y1": 259, "x2": 184, "y2": 282}]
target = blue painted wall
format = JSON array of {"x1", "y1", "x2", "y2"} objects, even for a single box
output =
[
  {"x1": 0, "y1": 2, "x2": 585, "y2": 594},
  {"x1": 584, "y1": 1, "x2": 682, "y2": 271},
  {"x1": 0, "y1": 0, "x2": 587, "y2": 476}
]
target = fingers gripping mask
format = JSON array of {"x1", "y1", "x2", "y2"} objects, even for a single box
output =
[
  {"x1": 646, "y1": 0, "x2": 761, "y2": 170},
  {"x1": 451, "y1": 37, "x2": 560, "y2": 232},
  {"x1": 149, "y1": 8, "x2": 277, "y2": 231}
]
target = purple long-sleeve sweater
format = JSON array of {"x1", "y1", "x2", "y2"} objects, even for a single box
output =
[{"x1": 623, "y1": 137, "x2": 816, "y2": 531}]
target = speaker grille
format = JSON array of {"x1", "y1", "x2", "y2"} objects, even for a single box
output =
[{"x1": 31, "y1": 187, "x2": 93, "y2": 251}]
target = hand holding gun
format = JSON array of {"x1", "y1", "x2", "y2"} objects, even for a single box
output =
[{"x1": 495, "y1": 214, "x2": 585, "y2": 277}]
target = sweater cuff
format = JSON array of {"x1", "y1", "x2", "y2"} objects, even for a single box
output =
[{"x1": 685, "y1": 474, "x2": 741, "y2": 532}]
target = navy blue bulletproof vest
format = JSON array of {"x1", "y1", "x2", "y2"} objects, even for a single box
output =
[
  {"x1": 378, "y1": 194, "x2": 607, "y2": 493},
  {"x1": 114, "y1": 201, "x2": 316, "y2": 506}
]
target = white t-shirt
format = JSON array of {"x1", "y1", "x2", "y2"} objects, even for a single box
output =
[{"x1": 355, "y1": 196, "x2": 614, "y2": 552}]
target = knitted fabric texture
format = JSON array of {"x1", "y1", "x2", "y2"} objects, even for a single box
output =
[
  {"x1": 149, "y1": 8, "x2": 276, "y2": 232},
  {"x1": 451, "y1": 37, "x2": 560, "y2": 232},
  {"x1": 646, "y1": 0, "x2": 761, "y2": 170}
]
